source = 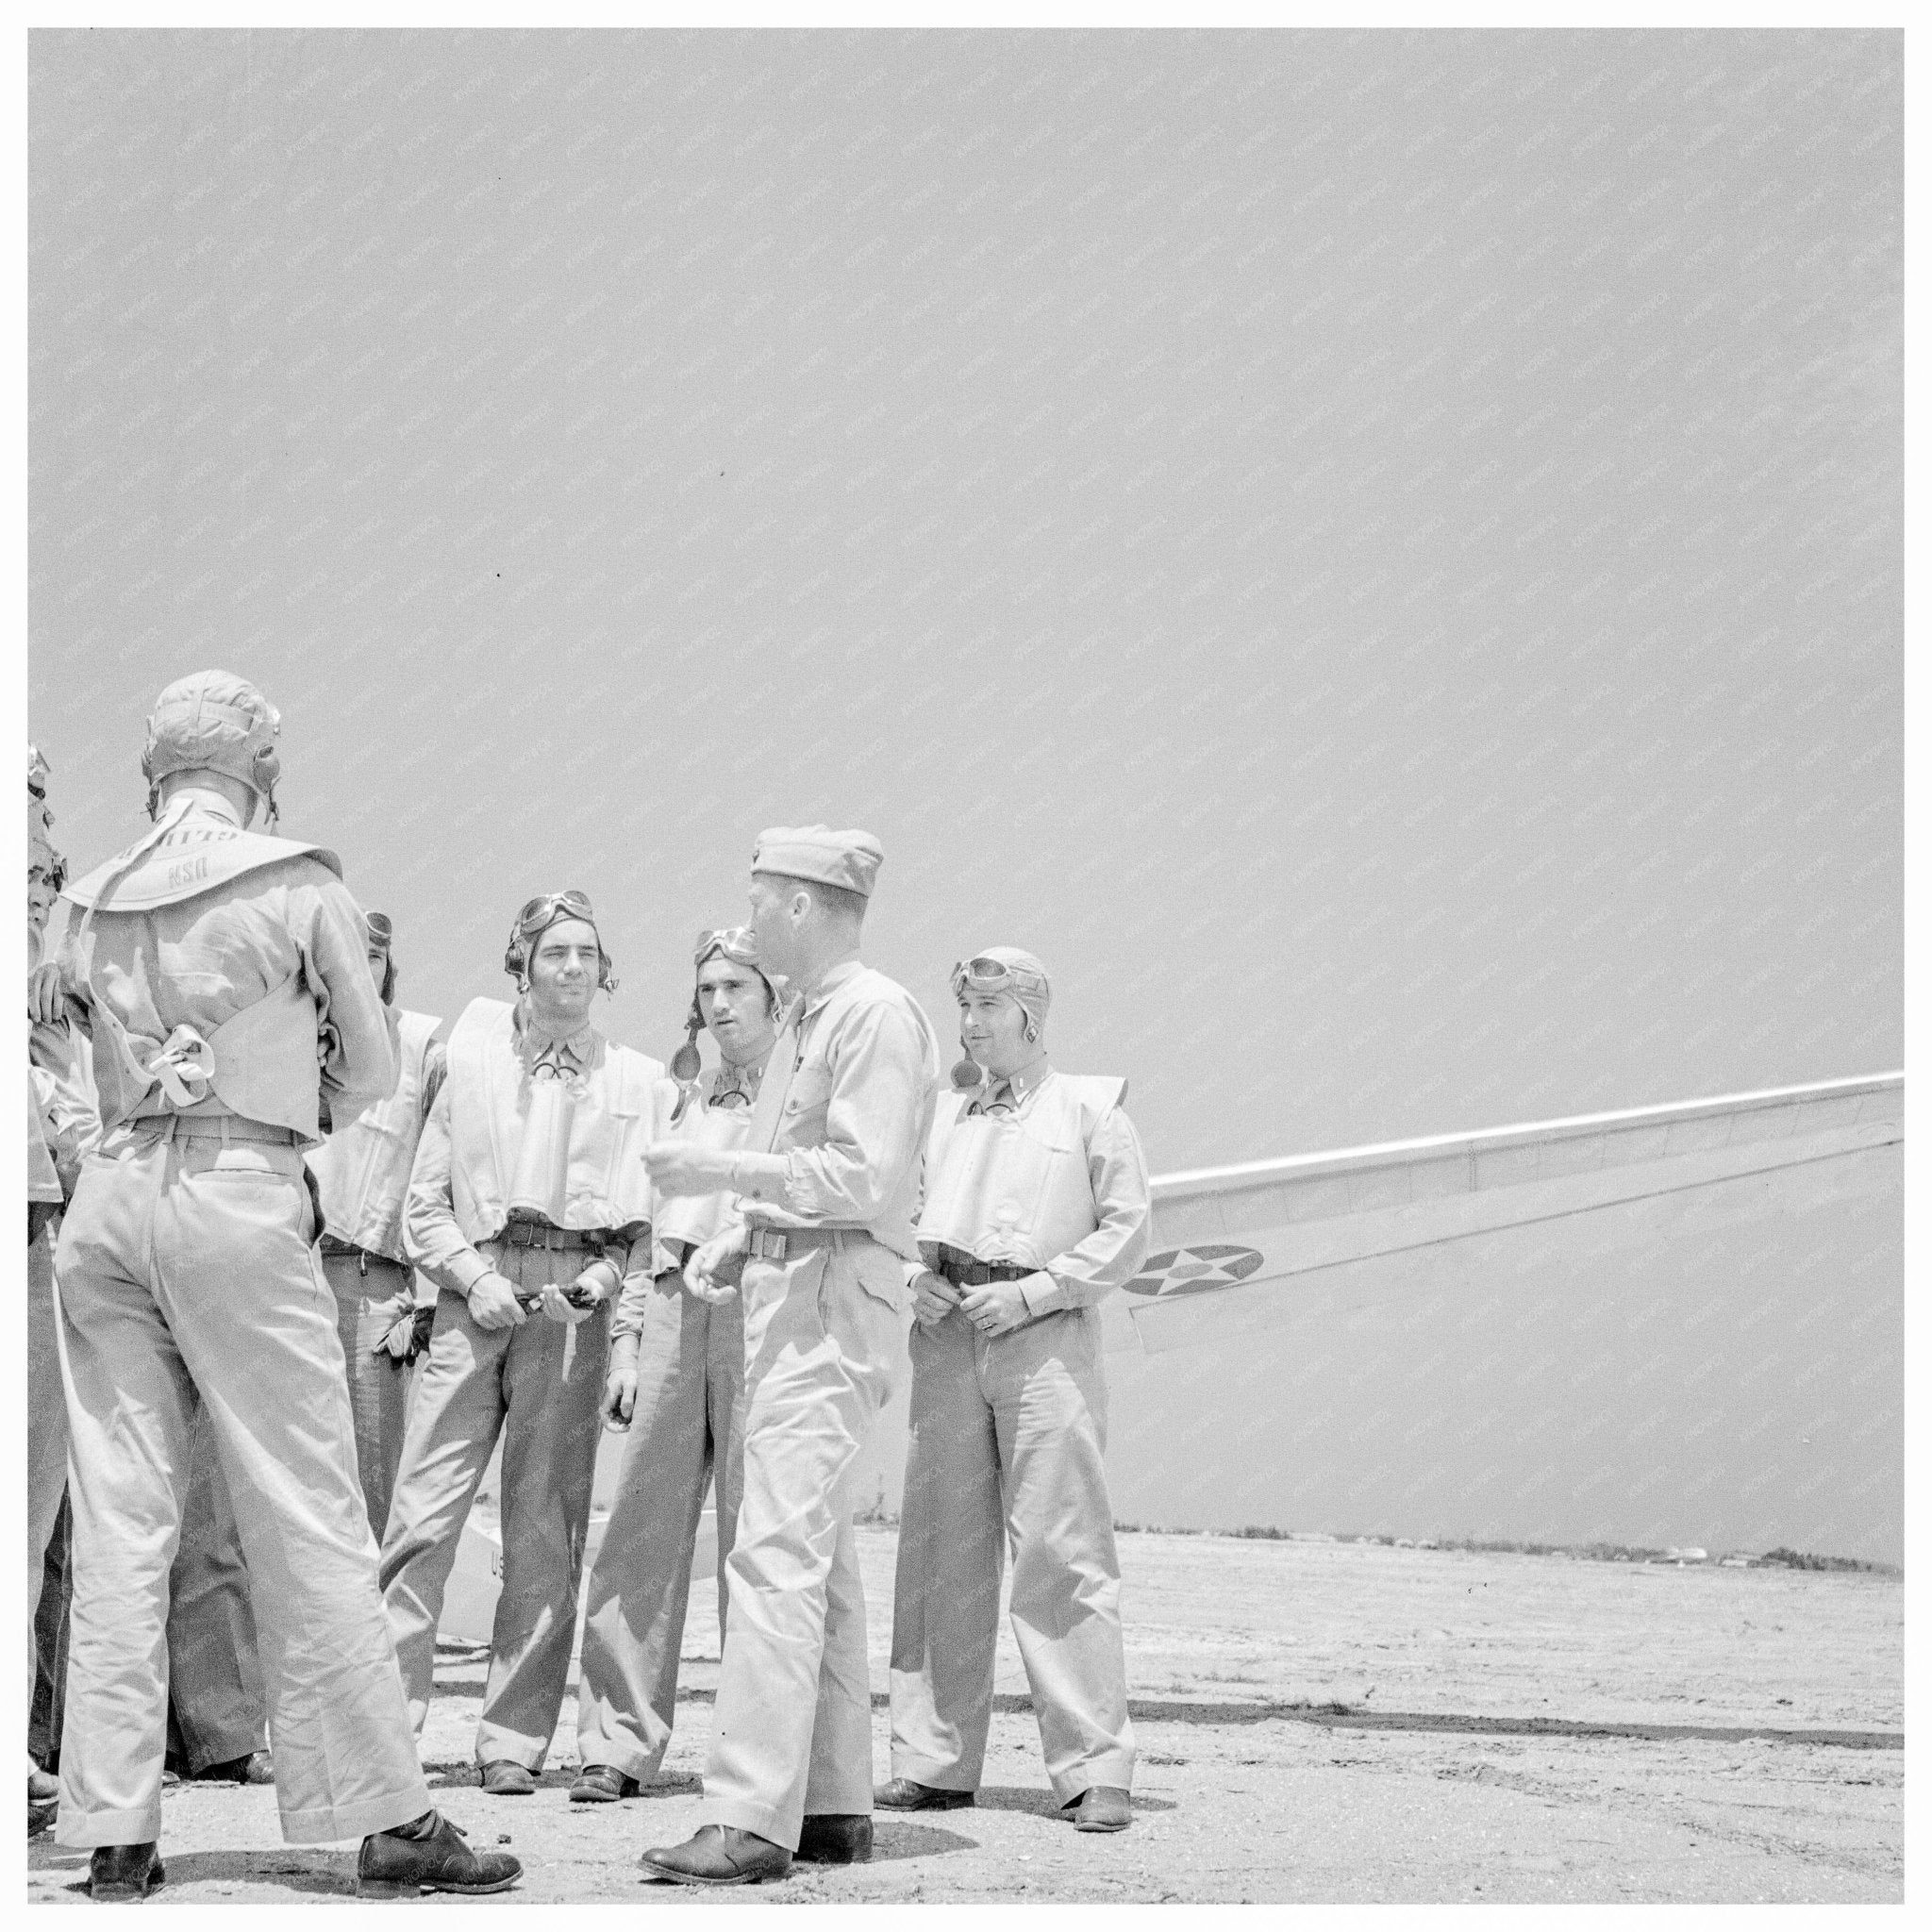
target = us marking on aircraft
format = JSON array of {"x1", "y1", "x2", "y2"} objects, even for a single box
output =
[{"x1": 1103, "y1": 1073, "x2": 1903, "y2": 1356}]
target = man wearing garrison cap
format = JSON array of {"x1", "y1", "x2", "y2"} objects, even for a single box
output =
[{"x1": 641, "y1": 826, "x2": 939, "y2": 1886}]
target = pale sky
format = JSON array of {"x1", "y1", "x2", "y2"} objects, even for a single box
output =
[{"x1": 28, "y1": 27, "x2": 1901, "y2": 1181}]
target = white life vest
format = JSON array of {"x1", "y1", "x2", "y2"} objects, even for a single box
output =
[
  {"x1": 656, "y1": 1067, "x2": 759, "y2": 1255},
  {"x1": 59, "y1": 802, "x2": 346, "y2": 1141},
  {"x1": 307, "y1": 1008, "x2": 440, "y2": 1261},
  {"x1": 915, "y1": 1072, "x2": 1128, "y2": 1271},
  {"x1": 442, "y1": 997, "x2": 663, "y2": 1243}
]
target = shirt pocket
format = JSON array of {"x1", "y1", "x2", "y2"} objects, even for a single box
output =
[{"x1": 779, "y1": 1058, "x2": 835, "y2": 1145}]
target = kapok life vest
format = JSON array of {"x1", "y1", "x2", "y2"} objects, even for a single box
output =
[
  {"x1": 442, "y1": 997, "x2": 662, "y2": 1243},
  {"x1": 914, "y1": 1071, "x2": 1128, "y2": 1272},
  {"x1": 307, "y1": 1008, "x2": 441, "y2": 1261},
  {"x1": 656, "y1": 1067, "x2": 759, "y2": 1255},
  {"x1": 60, "y1": 802, "x2": 346, "y2": 1140}
]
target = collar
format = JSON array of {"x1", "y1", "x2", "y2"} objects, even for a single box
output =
[
  {"x1": 179, "y1": 794, "x2": 242, "y2": 828},
  {"x1": 513, "y1": 1001, "x2": 598, "y2": 1065},
  {"x1": 710, "y1": 1043, "x2": 774, "y2": 1103},
  {"x1": 796, "y1": 957, "x2": 865, "y2": 1023},
  {"x1": 971, "y1": 1057, "x2": 1053, "y2": 1114}
]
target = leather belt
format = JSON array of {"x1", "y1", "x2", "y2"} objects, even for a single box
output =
[
  {"x1": 745, "y1": 1226, "x2": 852, "y2": 1263},
  {"x1": 319, "y1": 1234, "x2": 402, "y2": 1269},
  {"x1": 934, "y1": 1243, "x2": 1033, "y2": 1289},
  {"x1": 130, "y1": 1112, "x2": 300, "y2": 1146},
  {"x1": 497, "y1": 1218, "x2": 609, "y2": 1255}
]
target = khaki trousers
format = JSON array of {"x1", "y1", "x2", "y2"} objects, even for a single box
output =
[
  {"x1": 889, "y1": 1305, "x2": 1135, "y2": 1802},
  {"x1": 379, "y1": 1241, "x2": 608, "y2": 1769},
  {"x1": 27, "y1": 1230, "x2": 70, "y2": 1742},
  {"x1": 575, "y1": 1279, "x2": 742, "y2": 1779},
  {"x1": 704, "y1": 1236, "x2": 900, "y2": 1851},
  {"x1": 322, "y1": 1251, "x2": 414, "y2": 1541},
  {"x1": 164, "y1": 1407, "x2": 266, "y2": 1773},
  {"x1": 51, "y1": 1126, "x2": 431, "y2": 1847}
]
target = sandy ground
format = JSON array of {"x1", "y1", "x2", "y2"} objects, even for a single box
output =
[{"x1": 27, "y1": 1529, "x2": 1902, "y2": 1905}]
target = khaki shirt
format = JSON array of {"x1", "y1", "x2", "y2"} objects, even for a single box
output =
[{"x1": 725, "y1": 959, "x2": 938, "y2": 1261}]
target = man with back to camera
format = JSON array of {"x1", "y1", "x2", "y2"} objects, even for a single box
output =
[
  {"x1": 33, "y1": 670, "x2": 518, "y2": 1897},
  {"x1": 29, "y1": 746, "x2": 274, "y2": 1817},
  {"x1": 639, "y1": 825, "x2": 939, "y2": 1887},
  {"x1": 307, "y1": 909, "x2": 445, "y2": 1539},
  {"x1": 170, "y1": 908, "x2": 445, "y2": 1780},
  {"x1": 379, "y1": 891, "x2": 672, "y2": 1795},
  {"x1": 877, "y1": 947, "x2": 1151, "y2": 1834},
  {"x1": 573, "y1": 926, "x2": 778, "y2": 1803}
]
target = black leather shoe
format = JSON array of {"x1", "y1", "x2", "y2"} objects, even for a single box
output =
[
  {"x1": 28, "y1": 1767, "x2": 59, "y2": 1840},
  {"x1": 358, "y1": 1810, "x2": 522, "y2": 1895},
  {"x1": 794, "y1": 1812, "x2": 873, "y2": 1864},
  {"x1": 640, "y1": 1824, "x2": 791, "y2": 1886},
  {"x1": 874, "y1": 1776, "x2": 974, "y2": 1810},
  {"x1": 1064, "y1": 1785, "x2": 1132, "y2": 1832},
  {"x1": 195, "y1": 1751, "x2": 274, "y2": 1787},
  {"x1": 89, "y1": 1842, "x2": 165, "y2": 1901},
  {"x1": 570, "y1": 1763, "x2": 640, "y2": 1804},
  {"x1": 480, "y1": 1759, "x2": 537, "y2": 1796}
]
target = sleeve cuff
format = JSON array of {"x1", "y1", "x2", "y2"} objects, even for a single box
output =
[
  {"x1": 1019, "y1": 1271, "x2": 1067, "y2": 1317},
  {"x1": 444, "y1": 1250, "x2": 492, "y2": 1296},
  {"x1": 730, "y1": 1151, "x2": 790, "y2": 1197}
]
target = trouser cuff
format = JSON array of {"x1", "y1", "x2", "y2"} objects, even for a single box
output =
[
  {"x1": 278, "y1": 1777, "x2": 435, "y2": 1845},
  {"x1": 56, "y1": 1802, "x2": 162, "y2": 1850},
  {"x1": 890, "y1": 1746, "x2": 981, "y2": 1792},
  {"x1": 474, "y1": 1723, "x2": 555, "y2": 1772},
  {"x1": 580, "y1": 1737, "x2": 667, "y2": 1782},
  {"x1": 706, "y1": 1793, "x2": 798, "y2": 1853},
  {"x1": 1048, "y1": 1750, "x2": 1136, "y2": 1805}
]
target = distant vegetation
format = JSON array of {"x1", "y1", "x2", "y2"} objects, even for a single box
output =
[{"x1": 1107, "y1": 1522, "x2": 1898, "y2": 1574}]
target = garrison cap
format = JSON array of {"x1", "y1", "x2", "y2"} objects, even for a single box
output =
[{"x1": 752, "y1": 824, "x2": 885, "y2": 899}]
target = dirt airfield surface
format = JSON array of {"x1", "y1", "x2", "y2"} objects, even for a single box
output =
[{"x1": 28, "y1": 1529, "x2": 1902, "y2": 1906}]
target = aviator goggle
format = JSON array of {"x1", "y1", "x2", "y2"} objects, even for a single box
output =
[{"x1": 950, "y1": 955, "x2": 1049, "y2": 1001}]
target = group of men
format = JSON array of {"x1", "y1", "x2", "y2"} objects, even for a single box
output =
[{"x1": 25, "y1": 668, "x2": 1153, "y2": 1897}]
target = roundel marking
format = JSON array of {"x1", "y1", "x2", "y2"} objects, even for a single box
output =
[{"x1": 1124, "y1": 1243, "x2": 1266, "y2": 1298}]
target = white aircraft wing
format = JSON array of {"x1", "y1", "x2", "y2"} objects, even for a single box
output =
[{"x1": 1104, "y1": 1072, "x2": 1903, "y2": 1355}]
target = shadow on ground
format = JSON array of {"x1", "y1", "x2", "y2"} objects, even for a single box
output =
[
  {"x1": 871, "y1": 1821, "x2": 978, "y2": 1862},
  {"x1": 29, "y1": 1846, "x2": 358, "y2": 1901},
  {"x1": 666, "y1": 1684, "x2": 1900, "y2": 1751}
]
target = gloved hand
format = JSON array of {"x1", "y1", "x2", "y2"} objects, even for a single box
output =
[
  {"x1": 372, "y1": 1295, "x2": 436, "y2": 1362},
  {"x1": 467, "y1": 1271, "x2": 527, "y2": 1332}
]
